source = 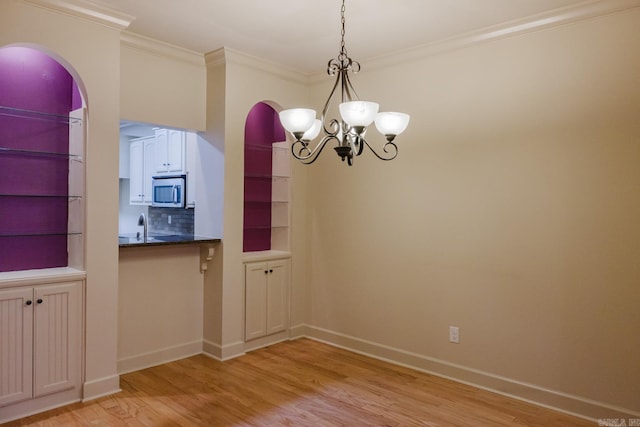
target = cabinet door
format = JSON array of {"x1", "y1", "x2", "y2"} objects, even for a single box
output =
[
  {"x1": 266, "y1": 259, "x2": 289, "y2": 335},
  {"x1": 0, "y1": 288, "x2": 34, "y2": 406},
  {"x1": 129, "y1": 140, "x2": 144, "y2": 204},
  {"x1": 155, "y1": 129, "x2": 169, "y2": 173},
  {"x1": 142, "y1": 138, "x2": 156, "y2": 204},
  {"x1": 33, "y1": 281, "x2": 82, "y2": 398},
  {"x1": 167, "y1": 130, "x2": 185, "y2": 173},
  {"x1": 245, "y1": 262, "x2": 268, "y2": 340}
]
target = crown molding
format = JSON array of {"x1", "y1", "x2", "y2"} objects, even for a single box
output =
[
  {"x1": 21, "y1": 0, "x2": 134, "y2": 30},
  {"x1": 311, "y1": 0, "x2": 640, "y2": 80},
  {"x1": 205, "y1": 47, "x2": 309, "y2": 84},
  {"x1": 121, "y1": 31, "x2": 204, "y2": 67},
  {"x1": 204, "y1": 48, "x2": 226, "y2": 69}
]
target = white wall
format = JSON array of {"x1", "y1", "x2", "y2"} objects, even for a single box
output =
[
  {"x1": 201, "y1": 48, "x2": 312, "y2": 358},
  {"x1": 304, "y1": 7, "x2": 640, "y2": 418},
  {"x1": 118, "y1": 245, "x2": 203, "y2": 373},
  {"x1": 120, "y1": 32, "x2": 206, "y2": 131}
]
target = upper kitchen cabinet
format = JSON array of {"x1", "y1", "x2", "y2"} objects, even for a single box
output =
[
  {"x1": 154, "y1": 128, "x2": 185, "y2": 175},
  {"x1": 122, "y1": 126, "x2": 191, "y2": 207},
  {"x1": 129, "y1": 135, "x2": 155, "y2": 205}
]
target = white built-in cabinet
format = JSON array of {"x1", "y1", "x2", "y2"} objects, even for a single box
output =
[
  {"x1": 129, "y1": 136, "x2": 156, "y2": 205},
  {"x1": 0, "y1": 281, "x2": 83, "y2": 407},
  {"x1": 154, "y1": 129, "x2": 185, "y2": 175},
  {"x1": 244, "y1": 258, "x2": 289, "y2": 341}
]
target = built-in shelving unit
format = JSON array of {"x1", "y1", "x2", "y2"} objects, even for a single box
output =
[
  {"x1": 0, "y1": 105, "x2": 85, "y2": 272},
  {"x1": 243, "y1": 102, "x2": 291, "y2": 253},
  {"x1": 243, "y1": 141, "x2": 290, "y2": 252}
]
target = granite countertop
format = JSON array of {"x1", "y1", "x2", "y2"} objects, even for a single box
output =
[{"x1": 118, "y1": 232, "x2": 220, "y2": 248}]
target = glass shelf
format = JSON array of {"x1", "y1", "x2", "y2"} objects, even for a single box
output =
[
  {"x1": 244, "y1": 199, "x2": 288, "y2": 204},
  {"x1": 0, "y1": 105, "x2": 83, "y2": 125},
  {"x1": 243, "y1": 225, "x2": 271, "y2": 231},
  {"x1": 0, "y1": 146, "x2": 82, "y2": 161},
  {"x1": 0, "y1": 194, "x2": 82, "y2": 199},
  {"x1": 244, "y1": 174, "x2": 290, "y2": 181},
  {"x1": 0, "y1": 232, "x2": 82, "y2": 237},
  {"x1": 245, "y1": 143, "x2": 289, "y2": 151},
  {"x1": 243, "y1": 225, "x2": 288, "y2": 230}
]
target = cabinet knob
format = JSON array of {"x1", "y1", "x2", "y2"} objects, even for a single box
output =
[
  {"x1": 26, "y1": 300, "x2": 32, "y2": 306},
  {"x1": 37, "y1": 298, "x2": 43, "y2": 304},
  {"x1": 269, "y1": 269, "x2": 273, "y2": 273},
  {"x1": 264, "y1": 270, "x2": 268, "y2": 274}
]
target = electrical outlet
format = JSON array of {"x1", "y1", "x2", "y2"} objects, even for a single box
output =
[
  {"x1": 168, "y1": 215, "x2": 172, "y2": 224},
  {"x1": 449, "y1": 326, "x2": 460, "y2": 344}
]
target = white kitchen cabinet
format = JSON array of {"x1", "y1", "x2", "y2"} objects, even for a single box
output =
[
  {"x1": 244, "y1": 259, "x2": 289, "y2": 341},
  {"x1": 129, "y1": 136, "x2": 156, "y2": 205},
  {"x1": 155, "y1": 129, "x2": 185, "y2": 175},
  {"x1": 0, "y1": 281, "x2": 83, "y2": 407}
]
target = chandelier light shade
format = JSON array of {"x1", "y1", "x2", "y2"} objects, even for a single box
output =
[
  {"x1": 375, "y1": 112, "x2": 411, "y2": 138},
  {"x1": 339, "y1": 101, "x2": 379, "y2": 128},
  {"x1": 278, "y1": 108, "x2": 316, "y2": 136},
  {"x1": 279, "y1": 0, "x2": 410, "y2": 166}
]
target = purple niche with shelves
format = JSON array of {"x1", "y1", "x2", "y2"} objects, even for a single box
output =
[
  {"x1": 243, "y1": 102, "x2": 286, "y2": 252},
  {"x1": 0, "y1": 47, "x2": 78, "y2": 272}
]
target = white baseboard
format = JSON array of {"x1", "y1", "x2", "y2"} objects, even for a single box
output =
[
  {"x1": 243, "y1": 330, "x2": 289, "y2": 353},
  {"x1": 82, "y1": 374, "x2": 120, "y2": 401},
  {"x1": 289, "y1": 323, "x2": 307, "y2": 339},
  {"x1": 300, "y1": 324, "x2": 639, "y2": 422},
  {"x1": 117, "y1": 340, "x2": 203, "y2": 374},
  {"x1": 0, "y1": 388, "x2": 82, "y2": 424},
  {"x1": 82, "y1": 375, "x2": 120, "y2": 402},
  {"x1": 202, "y1": 339, "x2": 245, "y2": 361}
]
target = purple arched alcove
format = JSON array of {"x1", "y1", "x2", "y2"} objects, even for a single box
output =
[
  {"x1": 243, "y1": 102, "x2": 286, "y2": 252},
  {"x1": 0, "y1": 46, "x2": 82, "y2": 272}
]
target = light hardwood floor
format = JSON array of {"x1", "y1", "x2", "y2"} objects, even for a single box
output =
[{"x1": 6, "y1": 338, "x2": 594, "y2": 426}]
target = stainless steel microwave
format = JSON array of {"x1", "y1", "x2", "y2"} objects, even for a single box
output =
[{"x1": 151, "y1": 176, "x2": 185, "y2": 208}]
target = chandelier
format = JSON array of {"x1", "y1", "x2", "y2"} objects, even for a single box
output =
[{"x1": 278, "y1": 0, "x2": 410, "y2": 166}]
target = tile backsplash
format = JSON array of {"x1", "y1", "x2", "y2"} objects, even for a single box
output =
[{"x1": 148, "y1": 207, "x2": 194, "y2": 235}]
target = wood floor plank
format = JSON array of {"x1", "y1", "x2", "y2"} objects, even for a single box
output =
[{"x1": 4, "y1": 338, "x2": 594, "y2": 426}]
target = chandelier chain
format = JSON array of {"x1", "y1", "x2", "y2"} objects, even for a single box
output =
[{"x1": 340, "y1": 0, "x2": 347, "y2": 59}]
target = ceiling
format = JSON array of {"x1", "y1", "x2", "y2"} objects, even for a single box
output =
[{"x1": 98, "y1": 0, "x2": 590, "y2": 73}]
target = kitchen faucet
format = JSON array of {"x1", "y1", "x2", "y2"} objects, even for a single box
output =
[{"x1": 137, "y1": 213, "x2": 148, "y2": 243}]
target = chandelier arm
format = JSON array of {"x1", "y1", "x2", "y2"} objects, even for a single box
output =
[
  {"x1": 291, "y1": 135, "x2": 337, "y2": 164},
  {"x1": 360, "y1": 137, "x2": 399, "y2": 161},
  {"x1": 341, "y1": 65, "x2": 360, "y2": 102},
  {"x1": 321, "y1": 68, "x2": 344, "y2": 137},
  {"x1": 348, "y1": 133, "x2": 363, "y2": 156},
  {"x1": 348, "y1": 134, "x2": 359, "y2": 157}
]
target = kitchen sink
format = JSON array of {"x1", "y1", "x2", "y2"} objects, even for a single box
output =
[{"x1": 118, "y1": 233, "x2": 185, "y2": 244}]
